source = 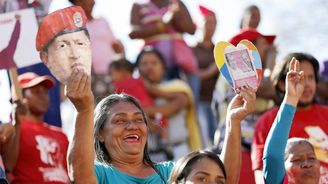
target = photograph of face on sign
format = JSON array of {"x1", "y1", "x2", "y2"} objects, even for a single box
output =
[
  {"x1": 0, "y1": 8, "x2": 39, "y2": 70},
  {"x1": 37, "y1": 6, "x2": 92, "y2": 84},
  {"x1": 224, "y1": 47, "x2": 258, "y2": 90}
]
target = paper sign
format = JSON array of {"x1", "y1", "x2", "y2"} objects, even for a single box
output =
[
  {"x1": 214, "y1": 39, "x2": 262, "y2": 90},
  {"x1": 0, "y1": 70, "x2": 12, "y2": 123},
  {"x1": 0, "y1": 8, "x2": 40, "y2": 69}
]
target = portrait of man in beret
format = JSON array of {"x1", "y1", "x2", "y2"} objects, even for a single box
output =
[{"x1": 36, "y1": 6, "x2": 92, "y2": 84}]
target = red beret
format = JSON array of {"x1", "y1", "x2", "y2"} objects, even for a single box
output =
[
  {"x1": 229, "y1": 28, "x2": 276, "y2": 46},
  {"x1": 36, "y1": 6, "x2": 87, "y2": 51}
]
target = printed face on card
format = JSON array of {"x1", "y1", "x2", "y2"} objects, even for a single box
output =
[
  {"x1": 44, "y1": 31, "x2": 92, "y2": 84},
  {"x1": 214, "y1": 40, "x2": 262, "y2": 91}
]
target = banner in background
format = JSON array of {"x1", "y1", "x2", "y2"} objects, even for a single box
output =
[{"x1": 0, "y1": 8, "x2": 40, "y2": 69}]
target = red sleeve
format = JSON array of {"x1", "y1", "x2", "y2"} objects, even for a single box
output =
[{"x1": 251, "y1": 108, "x2": 278, "y2": 170}]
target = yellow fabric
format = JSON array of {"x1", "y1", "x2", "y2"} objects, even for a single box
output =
[{"x1": 157, "y1": 79, "x2": 203, "y2": 150}]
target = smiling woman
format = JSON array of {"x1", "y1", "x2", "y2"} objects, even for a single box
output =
[
  {"x1": 66, "y1": 67, "x2": 256, "y2": 184},
  {"x1": 93, "y1": 94, "x2": 172, "y2": 183}
]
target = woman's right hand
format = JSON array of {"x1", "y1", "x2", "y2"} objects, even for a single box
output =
[
  {"x1": 284, "y1": 57, "x2": 304, "y2": 106},
  {"x1": 227, "y1": 86, "x2": 256, "y2": 122},
  {"x1": 65, "y1": 69, "x2": 94, "y2": 113}
]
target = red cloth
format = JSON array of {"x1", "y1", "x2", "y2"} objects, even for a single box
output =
[
  {"x1": 11, "y1": 119, "x2": 69, "y2": 184},
  {"x1": 239, "y1": 151, "x2": 255, "y2": 184},
  {"x1": 229, "y1": 28, "x2": 276, "y2": 46},
  {"x1": 114, "y1": 77, "x2": 154, "y2": 108},
  {"x1": 252, "y1": 104, "x2": 328, "y2": 183},
  {"x1": 283, "y1": 176, "x2": 288, "y2": 184}
]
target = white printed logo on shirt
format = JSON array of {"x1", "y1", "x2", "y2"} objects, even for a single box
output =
[
  {"x1": 35, "y1": 135, "x2": 69, "y2": 183},
  {"x1": 305, "y1": 126, "x2": 328, "y2": 163}
]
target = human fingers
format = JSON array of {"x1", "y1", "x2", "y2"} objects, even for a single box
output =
[
  {"x1": 83, "y1": 74, "x2": 92, "y2": 92},
  {"x1": 230, "y1": 93, "x2": 243, "y2": 105},
  {"x1": 78, "y1": 72, "x2": 89, "y2": 92},
  {"x1": 289, "y1": 57, "x2": 296, "y2": 72},
  {"x1": 239, "y1": 86, "x2": 256, "y2": 102},
  {"x1": 239, "y1": 86, "x2": 256, "y2": 112},
  {"x1": 66, "y1": 69, "x2": 79, "y2": 93},
  {"x1": 299, "y1": 71, "x2": 304, "y2": 81},
  {"x1": 294, "y1": 58, "x2": 300, "y2": 72}
]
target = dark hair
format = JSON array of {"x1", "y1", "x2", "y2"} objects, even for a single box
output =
[
  {"x1": 168, "y1": 150, "x2": 227, "y2": 183},
  {"x1": 93, "y1": 94, "x2": 166, "y2": 183},
  {"x1": 239, "y1": 5, "x2": 260, "y2": 29},
  {"x1": 135, "y1": 46, "x2": 166, "y2": 70},
  {"x1": 109, "y1": 58, "x2": 135, "y2": 74},
  {"x1": 271, "y1": 52, "x2": 319, "y2": 105},
  {"x1": 41, "y1": 28, "x2": 90, "y2": 53},
  {"x1": 68, "y1": 0, "x2": 76, "y2": 5}
]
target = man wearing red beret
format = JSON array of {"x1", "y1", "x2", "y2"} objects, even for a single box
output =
[
  {"x1": 3, "y1": 72, "x2": 69, "y2": 183},
  {"x1": 36, "y1": 6, "x2": 92, "y2": 84}
]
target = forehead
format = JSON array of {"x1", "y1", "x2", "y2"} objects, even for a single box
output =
[
  {"x1": 53, "y1": 30, "x2": 89, "y2": 42},
  {"x1": 23, "y1": 84, "x2": 48, "y2": 97},
  {"x1": 190, "y1": 157, "x2": 224, "y2": 176},
  {"x1": 300, "y1": 61, "x2": 314, "y2": 75},
  {"x1": 108, "y1": 101, "x2": 141, "y2": 116},
  {"x1": 287, "y1": 142, "x2": 314, "y2": 156},
  {"x1": 140, "y1": 52, "x2": 162, "y2": 63},
  {"x1": 25, "y1": 84, "x2": 48, "y2": 91}
]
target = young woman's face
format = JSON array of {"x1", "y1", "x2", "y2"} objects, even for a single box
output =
[
  {"x1": 242, "y1": 6, "x2": 261, "y2": 29},
  {"x1": 285, "y1": 143, "x2": 320, "y2": 184},
  {"x1": 138, "y1": 52, "x2": 165, "y2": 84},
  {"x1": 185, "y1": 157, "x2": 226, "y2": 184},
  {"x1": 298, "y1": 61, "x2": 316, "y2": 107}
]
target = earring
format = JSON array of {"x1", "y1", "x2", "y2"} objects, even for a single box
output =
[{"x1": 98, "y1": 136, "x2": 104, "y2": 143}]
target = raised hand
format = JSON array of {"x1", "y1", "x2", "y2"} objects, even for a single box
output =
[
  {"x1": 65, "y1": 69, "x2": 94, "y2": 112},
  {"x1": 227, "y1": 86, "x2": 256, "y2": 122},
  {"x1": 284, "y1": 57, "x2": 304, "y2": 106}
]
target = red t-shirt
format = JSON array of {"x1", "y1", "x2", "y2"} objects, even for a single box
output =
[
  {"x1": 252, "y1": 104, "x2": 328, "y2": 183},
  {"x1": 114, "y1": 77, "x2": 154, "y2": 108},
  {"x1": 11, "y1": 119, "x2": 69, "y2": 184}
]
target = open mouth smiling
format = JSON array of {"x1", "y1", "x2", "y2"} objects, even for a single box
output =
[{"x1": 124, "y1": 134, "x2": 140, "y2": 142}]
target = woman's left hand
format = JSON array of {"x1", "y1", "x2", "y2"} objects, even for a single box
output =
[{"x1": 227, "y1": 86, "x2": 256, "y2": 122}]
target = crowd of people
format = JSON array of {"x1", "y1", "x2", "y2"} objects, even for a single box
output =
[{"x1": 0, "y1": 0, "x2": 328, "y2": 184}]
